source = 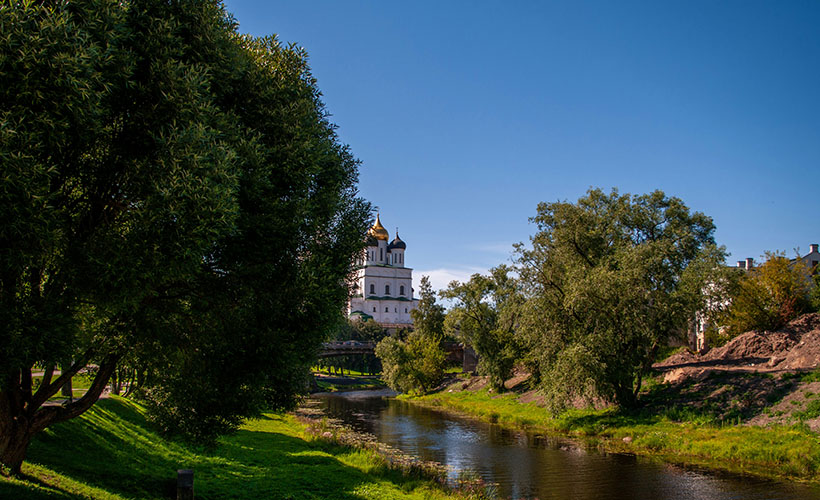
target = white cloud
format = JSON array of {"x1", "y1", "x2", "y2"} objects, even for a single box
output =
[
  {"x1": 413, "y1": 266, "x2": 487, "y2": 296},
  {"x1": 468, "y1": 241, "x2": 519, "y2": 256}
]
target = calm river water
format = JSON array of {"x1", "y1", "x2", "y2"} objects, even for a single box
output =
[{"x1": 314, "y1": 390, "x2": 820, "y2": 500}]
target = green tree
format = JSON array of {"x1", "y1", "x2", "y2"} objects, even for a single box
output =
[
  {"x1": 516, "y1": 189, "x2": 722, "y2": 412},
  {"x1": 1, "y1": 0, "x2": 369, "y2": 473},
  {"x1": 727, "y1": 252, "x2": 813, "y2": 335},
  {"x1": 375, "y1": 277, "x2": 446, "y2": 394},
  {"x1": 350, "y1": 318, "x2": 389, "y2": 342},
  {"x1": 441, "y1": 265, "x2": 523, "y2": 392},
  {"x1": 812, "y1": 275, "x2": 820, "y2": 313}
]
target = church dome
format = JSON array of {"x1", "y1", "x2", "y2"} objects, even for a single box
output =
[
  {"x1": 388, "y1": 232, "x2": 406, "y2": 250},
  {"x1": 368, "y1": 214, "x2": 389, "y2": 241}
]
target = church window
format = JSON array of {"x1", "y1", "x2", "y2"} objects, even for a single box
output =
[
  {"x1": 369, "y1": 284, "x2": 375, "y2": 294},
  {"x1": 385, "y1": 284, "x2": 390, "y2": 295},
  {"x1": 400, "y1": 285, "x2": 405, "y2": 296},
  {"x1": 372, "y1": 307, "x2": 376, "y2": 312},
  {"x1": 380, "y1": 248, "x2": 383, "y2": 260},
  {"x1": 385, "y1": 307, "x2": 389, "y2": 312},
  {"x1": 405, "y1": 308, "x2": 408, "y2": 313},
  {"x1": 395, "y1": 308, "x2": 397, "y2": 312}
]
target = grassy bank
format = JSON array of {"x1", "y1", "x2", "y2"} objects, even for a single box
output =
[
  {"x1": 0, "y1": 397, "x2": 470, "y2": 500},
  {"x1": 410, "y1": 384, "x2": 820, "y2": 482},
  {"x1": 313, "y1": 373, "x2": 387, "y2": 393}
]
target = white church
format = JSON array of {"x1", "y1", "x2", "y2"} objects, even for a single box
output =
[{"x1": 348, "y1": 215, "x2": 418, "y2": 327}]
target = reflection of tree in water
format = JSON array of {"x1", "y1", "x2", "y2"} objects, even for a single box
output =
[{"x1": 316, "y1": 394, "x2": 820, "y2": 500}]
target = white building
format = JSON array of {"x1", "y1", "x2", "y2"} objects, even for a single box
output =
[
  {"x1": 690, "y1": 242, "x2": 819, "y2": 352},
  {"x1": 799, "y1": 243, "x2": 820, "y2": 275},
  {"x1": 348, "y1": 215, "x2": 418, "y2": 327}
]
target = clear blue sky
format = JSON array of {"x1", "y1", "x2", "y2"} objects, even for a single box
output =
[{"x1": 224, "y1": 0, "x2": 820, "y2": 293}]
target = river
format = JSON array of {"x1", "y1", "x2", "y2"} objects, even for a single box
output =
[{"x1": 313, "y1": 390, "x2": 820, "y2": 500}]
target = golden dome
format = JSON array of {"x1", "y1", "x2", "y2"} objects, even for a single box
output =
[{"x1": 368, "y1": 214, "x2": 389, "y2": 241}]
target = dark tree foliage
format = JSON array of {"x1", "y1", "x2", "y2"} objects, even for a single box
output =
[
  {"x1": 516, "y1": 189, "x2": 722, "y2": 412},
  {"x1": 442, "y1": 265, "x2": 523, "y2": 392},
  {"x1": 1, "y1": 0, "x2": 369, "y2": 472},
  {"x1": 333, "y1": 318, "x2": 388, "y2": 342}
]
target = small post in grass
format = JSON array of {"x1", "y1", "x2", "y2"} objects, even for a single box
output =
[{"x1": 177, "y1": 469, "x2": 194, "y2": 500}]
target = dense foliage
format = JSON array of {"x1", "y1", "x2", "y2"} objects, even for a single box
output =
[
  {"x1": 727, "y1": 252, "x2": 814, "y2": 336},
  {"x1": 375, "y1": 277, "x2": 446, "y2": 395},
  {"x1": 441, "y1": 266, "x2": 523, "y2": 392},
  {"x1": 1, "y1": 0, "x2": 369, "y2": 472},
  {"x1": 516, "y1": 189, "x2": 722, "y2": 412}
]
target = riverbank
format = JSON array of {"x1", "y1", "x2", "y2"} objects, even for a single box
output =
[
  {"x1": 0, "y1": 396, "x2": 475, "y2": 499},
  {"x1": 312, "y1": 372, "x2": 387, "y2": 393},
  {"x1": 408, "y1": 375, "x2": 820, "y2": 483}
]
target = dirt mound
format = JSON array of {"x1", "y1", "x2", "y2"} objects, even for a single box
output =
[
  {"x1": 655, "y1": 313, "x2": 820, "y2": 378},
  {"x1": 655, "y1": 349, "x2": 697, "y2": 368},
  {"x1": 779, "y1": 329, "x2": 820, "y2": 370},
  {"x1": 780, "y1": 313, "x2": 820, "y2": 336},
  {"x1": 704, "y1": 330, "x2": 799, "y2": 362}
]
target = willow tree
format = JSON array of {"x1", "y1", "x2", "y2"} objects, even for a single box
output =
[
  {"x1": 516, "y1": 189, "x2": 722, "y2": 412},
  {"x1": 0, "y1": 0, "x2": 369, "y2": 473},
  {"x1": 441, "y1": 265, "x2": 523, "y2": 392}
]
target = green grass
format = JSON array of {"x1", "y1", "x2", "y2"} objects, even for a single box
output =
[
  {"x1": 315, "y1": 377, "x2": 387, "y2": 392},
  {"x1": 313, "y1": 367, "x2": 378, "y2": 377},
  {"x1": 1, "y1": 397, "x2": 470, "y2": 499},
  {"x1": 794, "y1": 399, "x2": 820, "y2": 421},
  {"x1": 412, "y1": 388, "x2": 820, "y2": 482},
  {"x1": 32, "y1": 373, "x2": 94, "y2": 401}
]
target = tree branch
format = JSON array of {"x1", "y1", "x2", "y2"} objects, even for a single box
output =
[
  {"x1": 31, "y1": 354, "x2": 120, "y2": 432},
  {"x1": 30, "y1": 350, "x2": 94, "y2": 410}
]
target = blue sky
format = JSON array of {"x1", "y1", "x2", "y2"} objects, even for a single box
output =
[{"x1": 224, "y1": 1, "x2": 820, "y2": 293}]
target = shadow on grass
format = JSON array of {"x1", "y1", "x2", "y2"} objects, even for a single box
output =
[
  {"x1": 554, "y1": 369, "x2": 807, "y2": 435},
  {"x1": 20, "y1": 397, "x2": 428, "y2": 500},
  {"x1": 208, "y1": 428, "x2": 394, "y2": 500},
  {"x1": 0, "y1": 477, "x2": 76, "y2": 499}
]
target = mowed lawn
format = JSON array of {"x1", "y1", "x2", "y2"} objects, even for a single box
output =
[{"x1": 0, "y1": 397, "x2": 458, "y2": 500}]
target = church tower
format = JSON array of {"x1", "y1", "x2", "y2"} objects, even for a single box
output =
[{"x1": 348, "y1": 214, "x2": 418, "y2": 327}]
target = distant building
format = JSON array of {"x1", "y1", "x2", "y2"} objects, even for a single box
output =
[
  {"x1": 689, "y1": 258, "x2": 753, "y2": 352},
  {"x1": 798, "y1": 244, "x2": 820, "y2": 275},
  {"x1": 348, "y1": 215, "x2": 418, "y2": 328},
  {"x1": 690, "y1": 242, "x2": 819, "y2": 352}
]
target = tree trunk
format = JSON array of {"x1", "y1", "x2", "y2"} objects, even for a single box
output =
[
  {"x1": 61, "y1": 377, "x2": 73, "y2": 400},
  {"x1": 0, "y1": 355, "x2": 119, "y2": 475},
  {"x1": 0, "y1": 418, "x2": 35, "y2": 475}
]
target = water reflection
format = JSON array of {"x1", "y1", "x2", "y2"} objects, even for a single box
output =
[{"x1": 315, "y1": 391, "x2": 820, "y2": 500}]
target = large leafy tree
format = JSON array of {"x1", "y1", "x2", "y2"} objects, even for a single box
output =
[
  {"x1": 1, "y1": 0, "x2": 369, "y2": 473},
  {"x1": 516, "y1": 189, "x2": 722, "y2": 412},
  {"x1": 441, "y1": 265, "x2": 523, "y2": 392},
  {"x1": 375, "y1": 277, "x2": 446, "y2": 395}
]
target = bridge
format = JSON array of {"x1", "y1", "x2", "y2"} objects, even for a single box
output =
[
  {"x1": 319, "y1": 341, "x2": 377, "y2": 357},
  {"x1": 319, "y1": 341, "x2": 477, "y2": 371}
]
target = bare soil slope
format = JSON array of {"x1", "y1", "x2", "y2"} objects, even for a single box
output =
[
  {"x1": 656, "y1": 313, "x2": 820, "y2": 380},
  {"x1": 653, "y1": 313, "x2": 820, "y2": 427}
]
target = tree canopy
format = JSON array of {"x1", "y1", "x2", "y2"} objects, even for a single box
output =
[
  {"x1": 726, "y1": 252, "x2": 814, "y2": 336},
  {"x1": 375, "y1": 277, "x2": 446, "y2": 395},
  {"x1": 1, "y1": 0, "x2": 369, "y2": 473},
  {"x1": 441, "y1": 265, "x2": 523, "y2": 392},
  {"x1": 516, "y1": 188, "x2": 722, "y2": 411}
]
